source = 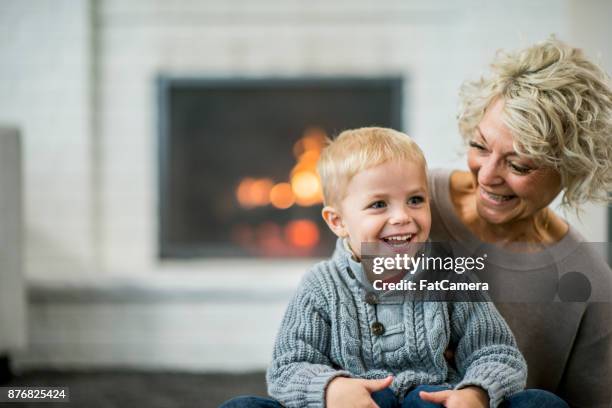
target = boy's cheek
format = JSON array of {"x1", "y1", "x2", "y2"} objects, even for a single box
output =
[{"x1": 346, "y1": 237, "x2": 362, "y2": 259}]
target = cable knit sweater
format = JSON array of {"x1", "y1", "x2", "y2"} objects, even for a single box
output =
[{"x1": 266, "y1": 239, "x2": 527, "y2": 408}]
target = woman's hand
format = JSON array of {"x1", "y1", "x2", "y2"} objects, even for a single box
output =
[
  {"x1": 419, "y1": 386, "x2": 488, "y2": 408},
  {"x1": 326, "y1": 375, "x2": 393, "y2": 408}
]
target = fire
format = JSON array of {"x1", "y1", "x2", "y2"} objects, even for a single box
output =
[
  {"x1": 256, "y1": 222, "x2": 285, "y2": 255},
  {"x1": 288, "y1": 127, "x2": 325, "y2": 206},
  {"x1": 285, "y1": 219, "x2": 320, "y2": 249},
  {"x1": 270, "y1": 182, "x2": 295, "y2": 209},
  {"x1": 235, "y1": 127, "x2": 326, "y2": 208},
  {"x1": 236, "y1": 178, "x2": 256, "y2": 208},
  {"x1": 236, "y1": 178, "x2": 273, "y2": 208},
  {"x1": 291, "y1": 171, "x2": 322, "y2": 206},
  {"x1": 293, "y1": 127, "x2": 327, "y2": 159}
]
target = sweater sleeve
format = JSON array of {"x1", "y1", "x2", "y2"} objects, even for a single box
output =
[
  {"x1": 557, "y1": 302, "x2": 612, "y2": 408},
  {"x1": 266, "y1": 279, "x2": 351, "y2": 408},
  {"x1": 451, "y1": 302, "x2": 527, "y2": 408}
]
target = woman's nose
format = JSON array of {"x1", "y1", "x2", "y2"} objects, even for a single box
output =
[{"x1": 478, "y1": 156, "x2": 504, "y2": 186}]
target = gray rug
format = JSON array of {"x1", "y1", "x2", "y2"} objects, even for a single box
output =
[{"x1": 2, "y1": 370, "x2": 268, "y2": 408}]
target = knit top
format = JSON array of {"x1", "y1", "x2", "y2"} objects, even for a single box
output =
[{"x1": 266, "y1": 238, "x2": 527, "y2": 408}]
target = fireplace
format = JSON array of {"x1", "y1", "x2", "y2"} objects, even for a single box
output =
[{"x1": 158, "y1": 77, "x2": 403, "y2": 258}]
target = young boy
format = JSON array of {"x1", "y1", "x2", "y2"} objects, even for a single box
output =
[{"x1": 222, "y1": 128, "x2": 565, "y2": 408}]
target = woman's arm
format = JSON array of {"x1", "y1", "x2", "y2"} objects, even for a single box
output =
[{"x1": 557, "y1": 302, "x2": 612, "y2": 408}]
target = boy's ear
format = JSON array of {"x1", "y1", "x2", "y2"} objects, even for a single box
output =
[{"x1": 322, "y1": 206, "x2": 348, "y2": 238}]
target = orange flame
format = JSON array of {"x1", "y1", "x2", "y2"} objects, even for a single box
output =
[
  {"x1": 236, "y1": 178, "x2": 273, "y2": 208},
  {"x1": 291, "y1": 171, "x2": 323, "y2": 206},
  {"x1": 285, "y1": 219, "x2": 320, "y2": 249},
  {"x1": 235, "y1": 127, "x2": 327, "y2": 210},
  {"x1": 270, "y1": 182, "x2": 295, "y2": 209}
]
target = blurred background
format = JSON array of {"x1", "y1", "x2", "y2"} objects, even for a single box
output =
[{"x1": 0, "y1": 0, "x2": 610, "y2": 406}]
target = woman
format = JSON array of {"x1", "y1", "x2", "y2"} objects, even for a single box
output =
[{"x1": 429, "y1": 37, "x2": 612, "y2": 407}]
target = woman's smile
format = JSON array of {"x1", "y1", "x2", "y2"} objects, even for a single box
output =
[{"x1": 478, "y1": 186, "x2": 518, "y2": 206}]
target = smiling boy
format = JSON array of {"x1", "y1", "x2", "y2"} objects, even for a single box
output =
[{"x1": 271, "y1": 127, "x2": 528, "y2": 408}]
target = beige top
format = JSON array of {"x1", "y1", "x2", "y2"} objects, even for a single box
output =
[{"x1": 428, "y1": 168, "x2": 612, "y2": 408}]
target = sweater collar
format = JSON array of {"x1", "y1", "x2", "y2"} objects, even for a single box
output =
[{"x1": 332, "y1": 238, "x2": 370, "y2": 289}]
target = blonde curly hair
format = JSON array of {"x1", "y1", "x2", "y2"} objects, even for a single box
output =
[{"x1": 458, "y1": 36, "x2": 612, "y2": 208}]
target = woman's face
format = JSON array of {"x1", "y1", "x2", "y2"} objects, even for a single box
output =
[{"x1": 467, "y1": 98, "x2": 562, "y2": 225}]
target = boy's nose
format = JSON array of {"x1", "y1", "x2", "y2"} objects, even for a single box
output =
[{"x1": 389, "y1": 207, "x2": 412, "y2": 225}]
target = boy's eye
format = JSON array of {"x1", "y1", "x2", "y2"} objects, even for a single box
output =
[
  {"x1": 408, "y1": 196, "x2": 425, "y2": 206},
  {"x1": 508, "y1": 162, "x2": 532, "y2": 175},
  {"x1": 368, "y1": 200, "x2": 386, "y2": 209}
]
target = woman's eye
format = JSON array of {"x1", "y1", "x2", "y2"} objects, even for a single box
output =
[
  {"x1": 369, "y1": 201, "x2": 386, "y2": 209},
  {"x1": 468, "y1": 141, "x2": 486, "y2": 151},
  {"x1": 408, "y1": 196, "x2": 425, "y2": 206},
  {"x1": 508, "y1": 162, "x2": 532, "y2": 174}
]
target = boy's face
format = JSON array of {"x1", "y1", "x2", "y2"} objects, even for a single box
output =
[{"x1": 323, "y1": 160, "x2": 431, "y2": 259}]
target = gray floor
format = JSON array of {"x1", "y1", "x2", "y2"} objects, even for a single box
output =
[{"x1": 2, "y1": 370, "x2": 268, "y2": 408}]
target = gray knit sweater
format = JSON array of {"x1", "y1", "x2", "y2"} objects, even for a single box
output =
[{"x1": 266, "y1": 239, "x2": 527, "y2": 408}]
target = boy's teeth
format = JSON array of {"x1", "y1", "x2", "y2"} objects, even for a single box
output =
[{"x1": 385, "y1": 234, "x2": 412, "y2": 242}]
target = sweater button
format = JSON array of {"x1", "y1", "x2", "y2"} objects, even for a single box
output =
[
  {"x1": 371, "y1": 322, "x2": 385, "y2": 336},
  {"x1": 364, "y1": 292, "x2": 378, "y2": 305}
]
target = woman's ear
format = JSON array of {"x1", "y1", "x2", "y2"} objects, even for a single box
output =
[{"x1": 322, "y1": 206, "x2": 348, "y2": 238}]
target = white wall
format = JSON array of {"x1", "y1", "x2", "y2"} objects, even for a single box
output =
[
  {"x1": 0, "y1": 0, "x2": 95, "y2": 275},
  {"x1": 0, "y1": 128, "x2": 26, "y2": 353},
  {"x1": 561, "y1": 0, "x2": 612, "y2": 242}
]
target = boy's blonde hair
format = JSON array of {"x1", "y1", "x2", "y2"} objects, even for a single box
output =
[{"x1": 317, "y1": 127, "x2": 426, "y2": 207}]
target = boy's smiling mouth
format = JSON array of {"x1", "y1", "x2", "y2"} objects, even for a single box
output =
[
  {"x1": 380, "y1": 233, "x2": 415, "y2": 246},
  {"x1": 376, "y1": 232, "x2": 423, "y2": 258}
]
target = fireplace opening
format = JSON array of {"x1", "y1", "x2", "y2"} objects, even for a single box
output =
[{"x1": 158, "y1": 77, "x2": 404, "y2": 258}]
